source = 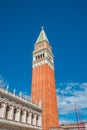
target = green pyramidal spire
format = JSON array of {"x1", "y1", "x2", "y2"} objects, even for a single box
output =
[{"x1": 36, "y1": 26, "x2": 49, "y2": 44}]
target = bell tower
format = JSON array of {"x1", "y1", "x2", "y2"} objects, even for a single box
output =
[{"x1": 32, "y1": 27, "x2": 59, "y2": 130}]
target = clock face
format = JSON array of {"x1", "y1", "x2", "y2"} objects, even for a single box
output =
[{"x1": 38, "y1": 45, "x2": 42, "y2": 49}]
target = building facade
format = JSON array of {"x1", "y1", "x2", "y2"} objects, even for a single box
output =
[
  {"x1": 50, "y1": 123, "x2": 87, "y2": 130},
  {"x1": 0, "y1": 87, "x2": 42, "y2": 130},
  {"x1": 32, "y1": 27, "x2": 59, "y2": 130}
]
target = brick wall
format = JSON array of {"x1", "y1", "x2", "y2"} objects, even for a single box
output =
[{"x1": 32, "y1": 64, "x2": 59, "y2": 130}]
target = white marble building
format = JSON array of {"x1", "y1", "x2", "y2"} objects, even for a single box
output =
[{"x1": 0, "y1": 86, "x2": 42, "y2": 130}]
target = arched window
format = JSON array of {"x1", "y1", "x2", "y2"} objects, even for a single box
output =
[
  {"x1": 32, "y1": 113, "x2": 34, "y2": 125},
  {"x1": 5, "y1": 106, "x2": 10, "y2": 119},
  {"x1": 43, "y1": 53, "x2": 44, "y2": 57},
  {"x1": 26, "y1": 112, "x2": 28, "y2": 123},
  {"x1": 40, "y1": 54, "x2": 42, "y2": 59},
  {"x1": 36, "y1": 56, "x2": 37, "y2": 60},
  {"x1": 0, "y1": 103, "x2": 1, "y2": 108},
  {"x1": 13, "y1": 108, "x2": 16, "y2": 121},
  {"x1": 38, "y1": 55, "x2": 40, "y2": 59},
  {"x1": 36, "y1": 115, "x2": 38, "y2": 126},
  {"x1": 21, "y1": 110, "x2": 23, "y2": 122}
]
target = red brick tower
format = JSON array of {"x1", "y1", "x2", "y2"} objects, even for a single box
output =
[{"x1": 32, "y1": 27, "x2": 59, "y2": 130}]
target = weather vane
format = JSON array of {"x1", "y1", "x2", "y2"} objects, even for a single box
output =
[{"x1": 41, "y1": 26, "x2": 44, "y2": 30}]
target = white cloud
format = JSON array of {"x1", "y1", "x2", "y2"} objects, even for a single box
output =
[
  {"x1": 21, "y1": 92, "x2": 31, "y2": 101},
  {"x1": 57, "y1": 82, "x2": 87, "y2": 124},
  {"x1": 59, "y1": 118, "x2": 76, "y2": 124}
]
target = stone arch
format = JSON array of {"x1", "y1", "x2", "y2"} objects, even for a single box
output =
[
  {"x1": 31, "y1": 112, "x2": 34, "y2": 125},
  {"x1": 5, "y1": 105, "x2": 10, "y2": 119},
  {"x1": 43, "y1": 53, "x2": 44, "y2": 57},
  {"x1": 36, "y1": 56, "x2": 37, "y2": 60},
  {"x1": 36, "y1": 114, "x2": 39, "y2": 126},
  {"x1": 13, "y1": 107, "x2": 16, "y2": 121}
]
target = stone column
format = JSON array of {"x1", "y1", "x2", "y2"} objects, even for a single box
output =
[
  {"x1": 11, "y1": 106, "x2": 14, "y2": 120},
  {"x1": 15, "y1": 108, "x2": 21, "y2": 122},
  {"x1": 32, "y1": 113, "x2": 37, "y2": 126},
  {"x1": 37, "y1": 115, "x2": 42, "y2": 127},
  {"x1": 7, "y1": 105, "x2": 14, "y2": 120},
  {"x1": 27, "y1": 112, "x2": 32, "y2": 125},
  {"x1": 0, "y1": 102, "x2": 6, "y2": 118},
  {"x1": 21, "y1": 110, "x2": 27, "y2": 123}
]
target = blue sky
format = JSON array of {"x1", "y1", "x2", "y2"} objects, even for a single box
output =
[{"x1": 0, "y1": 0, "x2": 87, "y2": 124}]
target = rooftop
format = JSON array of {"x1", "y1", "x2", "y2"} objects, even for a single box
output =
[{"x1": 36, "y1": 26, "x2": 49, "y2": 44}]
